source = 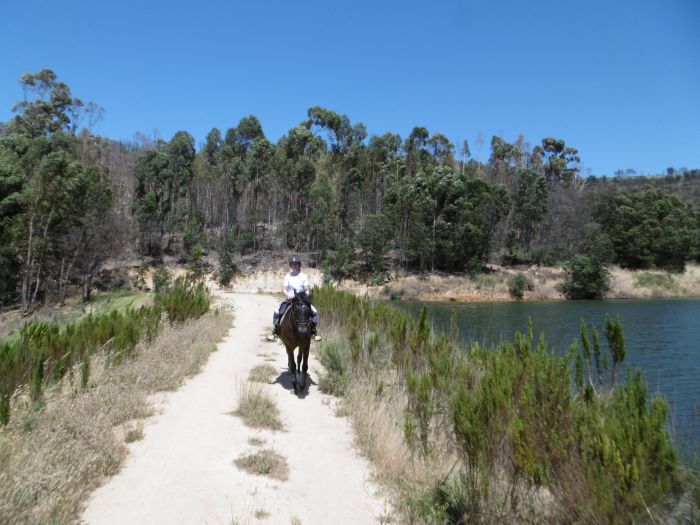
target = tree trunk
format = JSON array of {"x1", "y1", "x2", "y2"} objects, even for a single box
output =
[{"x1": 21, "y1": 214, "x2": 35, "y2": 315}]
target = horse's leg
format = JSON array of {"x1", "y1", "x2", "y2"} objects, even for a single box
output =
[
  {"x1": 285, "y1": 343, "x2": 297, "y2": 392},
  {"x1": 299, "y1": 340, "x2": 310, "y2": 390},
  {"x1": 296, "y1": 345, "x2": 303, "y2": 381}
]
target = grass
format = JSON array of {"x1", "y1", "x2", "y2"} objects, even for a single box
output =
[
  {"x1": 636, "y1": 271, "x2": 679, "y2": 291},
  {"x1": 0, "y1": 308, "x2": 233, "y2": 524},
  {"x1": 248, "y1": 436, "x2": 266, "y2": 447},
  {"x1": 248, "y1": 364, "x2": 276, "y2": 383},
  {"x1": 233, "y1": 383, "x2": 283, "y2": 431},
  {"x1": 254, "y1": 508, "x2": 269, "y2": 520},
  {"x1": 124, "y1": 422, "x2": 144, "y2": 443},
  {"x1": 234, "y1": 449, "x2": 289, "y2": 480}
]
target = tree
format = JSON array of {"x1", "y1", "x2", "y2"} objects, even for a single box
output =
[
  {"x1": 357, "y1": 213, "x2": 391, "y2": 276},
  {"x1": 561, "y1": 255, "x2": 611, "y2": 300},
  {"x1": 536, "y1": 137, "x2": 580, "y2": 185},
  {"x1": 509, "y1": 168, "x2": 548, "y2": 253},
  {"x1": 592, "y1": 189, "x2": 695, "y2": 271},
  {"x1": 0, "y1": 70, "x2": 110, "y2": 312},
  {"x1": 308, "y1": 171, "x2": 337, "y2": 253},
  {"x1": 133, "y1": 131, "x2": 195, "y2": 255}
]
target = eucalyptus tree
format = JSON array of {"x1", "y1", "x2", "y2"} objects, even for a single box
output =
[
  {"x1": 1, "y1": 70, "x2": 111, "y2": 311},
  {"x1": 536, "y1": 137, "x2": 581, "y2": 185},
  {"x1": 133, "y1": 131, "x2": 195, "y2": 255}
]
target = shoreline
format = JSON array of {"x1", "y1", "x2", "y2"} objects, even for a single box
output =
[{"x1": 224, "y1": 262, "x2": 700, "y2": 304}]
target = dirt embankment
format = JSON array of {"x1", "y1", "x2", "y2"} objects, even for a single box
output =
[{"x1": 224, "y1": 263, "x2": 700, "y2": 303}]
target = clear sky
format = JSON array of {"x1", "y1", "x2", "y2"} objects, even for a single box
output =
[{"x1": 1, "y1": 0, "x2": 698, "y2": 176}]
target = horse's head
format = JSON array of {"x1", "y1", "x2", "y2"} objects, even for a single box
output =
[{"x1": 290, "y1": 292, "x2": 312, "y2": 335}]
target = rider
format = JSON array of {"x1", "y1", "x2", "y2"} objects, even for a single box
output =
[{"x1": 272, "y1": 255, "x2": 319, "y2": 338}]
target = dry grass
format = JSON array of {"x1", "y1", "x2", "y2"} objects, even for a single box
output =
[
  {"x1": 248, "y1": 364, "x2": 277, "y2": 384},
  {"x1": 254, "y1": 508, "x2": 270, "y2": 520},
  {"x1": 234, "y1": 449, "x2": 289, "y2": 480},
  {"x1": 339, "y1": 263, "x2": 700, "y2": 302},
  {"x1": 314, "y1": 327, "x2": 457, "y2": 523},
  {"x1": 342, "y1": 376, "x2": 451, "y2": 490},
  {"x1": 124, "y1": 422, "x2": 145, "y2": 443},
  {"x1": 0, "y1": 309, "x2": 233, "y2": 525},
  {"x1": 248, "y1": 436, "x2": 266, "y2": 447},
  {"x1": 234, "y1": 383, "x2": 283, "y2": 431},
  {"x1": 609, "y1": 263, "x2": 700, "y2": 299}
]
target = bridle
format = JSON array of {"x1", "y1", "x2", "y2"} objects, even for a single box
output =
[{"x1": 285, "y1": 294, "x2": 311, "y2": 335}]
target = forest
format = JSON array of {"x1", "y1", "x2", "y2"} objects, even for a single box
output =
[{"x1": 2, "y1": 69, "x2": 700, "y2": 311}]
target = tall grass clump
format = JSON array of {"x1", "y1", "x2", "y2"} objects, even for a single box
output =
[
  {"x1": 314, "y1": 285, "x2": 686, "y2": 523},
  {"x1": 234, "y1": 383, "x2": 283, "y2": 431},
  {"x1": 0, "y1": 275, "x2": 210, "y2": 425}
]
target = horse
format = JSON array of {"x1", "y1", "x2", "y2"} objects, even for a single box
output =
[{"x1": 278, "y1": 292, "x2": 312, "y2": 393}]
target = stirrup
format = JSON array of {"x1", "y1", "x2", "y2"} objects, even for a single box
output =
[
  {"x1": 266, "y1": 334, "x2": 277, "y2": 342},
  {"x1": 313, "y1": 334, "x2": 322, "y2": 342}
]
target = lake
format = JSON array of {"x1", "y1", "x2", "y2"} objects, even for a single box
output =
[{"x1": 390, "y1": 298, "x2": 700, "y2": 461}]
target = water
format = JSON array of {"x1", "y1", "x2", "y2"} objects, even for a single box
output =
[{"x1": 390, "y1": 298, "x2": 700, "y2": 461}]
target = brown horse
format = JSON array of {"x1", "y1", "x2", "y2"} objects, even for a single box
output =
[{"x1": 279, "y1": 292, "x2": 312, "y2": 393}]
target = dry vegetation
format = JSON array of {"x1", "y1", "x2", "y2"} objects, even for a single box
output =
[
  {"x1": 0, "y1": 309, "x2": 232, "y2": 524},
  {"x1": 248, "y1": 363, "x2": 277, "y2": 383},
  {"x1": 234, "y1": 448, "x2": 289, "y2": 481},
  {"x1": 609, "y1": 263, "x2": 700, "y2": 299},
  {"x1": 233, "y1": 382, "x2": 283, "y2": 431},
  {"x1": 218, "y1": 261, "x2": 700, "y2": 304},
  {"x1": 375, "y1": 263, "x2": 700, "y2": 302}
]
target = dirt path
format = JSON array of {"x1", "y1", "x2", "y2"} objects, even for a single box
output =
[{"x1": 81, "y1": 292, "x2": 387, "y2": 525}]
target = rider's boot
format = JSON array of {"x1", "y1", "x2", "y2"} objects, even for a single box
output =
[
  {"x1": 272, "y1": 313, "x2": 280, "y2": 337},
  {"x1": 310, "y1": 322, "x2": 321, "y2": 341}
]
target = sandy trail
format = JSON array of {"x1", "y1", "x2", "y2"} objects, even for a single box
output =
[{"x1": 82, "y1": 292, "x2": 386, "y2": 525}]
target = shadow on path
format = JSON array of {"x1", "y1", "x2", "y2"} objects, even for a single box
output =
[{"x1": 273, "y1": 370, "x2": 316, "y2": 399}]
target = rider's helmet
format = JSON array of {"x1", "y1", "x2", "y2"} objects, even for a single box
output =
[{"x1": 288, "y1": 255, "x2": 302, "y2": 266}]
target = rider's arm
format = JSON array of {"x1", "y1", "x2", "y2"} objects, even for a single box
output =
[{"x1": 283, "y1": 274, "x2": 294, "y2": 299}]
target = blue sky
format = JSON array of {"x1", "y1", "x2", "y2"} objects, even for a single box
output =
[{"x1": 1, "y1": 0, "x2": 698, "y2": 175}]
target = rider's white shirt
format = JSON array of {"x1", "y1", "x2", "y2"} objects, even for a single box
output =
[
  {"x1": 282, "y1": 271, "x2": 317, "y2": 315},
  {"x1": 283, "y1": 271, "x2": 309, "y2": 298}
]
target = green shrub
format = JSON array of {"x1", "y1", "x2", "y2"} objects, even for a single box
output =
[
  {"x1": 154, "y1": 276, "x2": 210, "y2": 324},
  {"x1": 317, "y1": 336, "x2": 352, "y2": 395},
  {"x1": 321, "y1": 241, "x2": 357, "y2": 282},
  {"x1": 636, "y1": 272, "x2": 677, "y2": 291},
  {"x1": 561, "y1": 254, "x2": 611, "y2": 299},
  {"x1": 152, "y1": 267, "x2": 172, "y2": 294},
  {"x1": 384, "y1": 286, "x2": 405, "y2": 300},
  {"x1": 507, "y1": 272, "x2": 528, "y2": 299},
  {"x1": 218, "y1": 264, "x2": 238, "y2": 286}
]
